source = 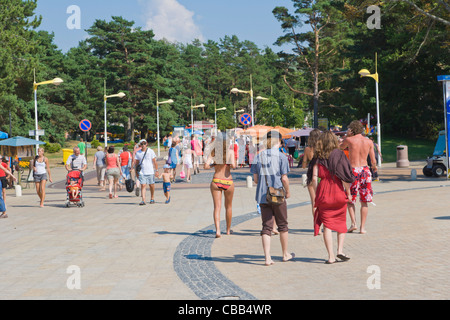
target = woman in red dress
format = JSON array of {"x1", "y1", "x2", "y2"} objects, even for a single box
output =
[{"x1": 307, "y1": 131, "x2": 355, "y2": 264}]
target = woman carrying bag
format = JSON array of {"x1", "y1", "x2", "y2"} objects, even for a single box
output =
[{"x1": 250, "y1": 130, "x2": 295, "y2": 266}]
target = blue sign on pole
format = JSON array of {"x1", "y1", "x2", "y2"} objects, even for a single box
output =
[
  {"x1": 79, "y1": 119, "x2": 92, "y2": 132},
  {"x1": 239, "y1": 113, "x2": 252, "y2": 126}
]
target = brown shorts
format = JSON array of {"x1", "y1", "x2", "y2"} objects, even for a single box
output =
[{"x1": 260, "y1": 201, "x2": 288, "y2": 236}]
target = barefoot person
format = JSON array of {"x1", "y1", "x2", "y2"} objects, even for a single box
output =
[
  {"x1": 31, "y1": 148, "x2": 53, "y2": 207},
  {"x1": 251, "y1": 130, "x2": 294, "y2": 266},
  {"x1": 0, "y1": 162, "x2": 17, "y2": 218},
  {"x1": 308, "y1": 131, "x2": 355, "y2": 264},
  {"x1": 204, "y1": 132, "x2": 236, "y2": 238},
  {"x1": 340, "y1": 120, "x2": 377, "y2": 234}
]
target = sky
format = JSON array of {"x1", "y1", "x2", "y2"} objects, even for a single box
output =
[{"x1": 34, "y1": 0, "x2": 297, "y2": 53}]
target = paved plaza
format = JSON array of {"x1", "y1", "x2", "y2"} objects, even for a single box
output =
[{"x1": 0, "y1": 157, "x2": 449, "y2": 300}]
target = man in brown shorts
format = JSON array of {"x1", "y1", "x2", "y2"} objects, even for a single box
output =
[{"x1": 340, "y1": 120, "x2": 377, "y2": 234}]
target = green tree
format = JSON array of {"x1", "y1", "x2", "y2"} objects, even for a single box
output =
[
  {"x1": 273, "y1": 0, "x2": 350, "y2": 128},
  {"x1": 86, "y1": 17, "x2": 161, "y2": 142}
]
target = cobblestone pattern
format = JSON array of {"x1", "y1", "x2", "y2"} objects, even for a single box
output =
[{"x1": 173, "y1": 213, "x2": 258, "y2": 300}]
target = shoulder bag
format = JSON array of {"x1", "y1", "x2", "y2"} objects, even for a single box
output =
[
  {"x1": 135, "y1": 149, "x2": 148, "y2": 175},
  {"x1": 262, "y1": 151, "x2": 286, "y2": 205}
]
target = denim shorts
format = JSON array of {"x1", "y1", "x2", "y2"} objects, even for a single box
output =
[
  {"x1": 33, "y1": 173, "x2": 48, "y2": 182},
  {"x1": 163, "y1": 182, "x2": 171, "y2": 193},
  {"x1": 139, "y1": 174, "x2": 155, "y2": 185}
]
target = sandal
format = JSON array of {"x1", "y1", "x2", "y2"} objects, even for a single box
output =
[
  {"x1": 150, "y1": 199, "x2": 155, "y2": 204},
  {"x1": 139, "y1": 201, "x2": 146, "y2": 206},
  {"x1": 337, "y1": 254, "x2": 351, "y2": 261},
  {"x1": 0, "y1": 213, "x2": 8, "y2": 219},
  {"x1": 325, "y1": 260, "x2": 337, "y2": 264}
]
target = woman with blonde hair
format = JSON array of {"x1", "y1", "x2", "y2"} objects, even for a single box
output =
[
  {"x1": 307, "y1": 131, "x2": 355, "y2": 264},
  {"x1": 204, "y1": 132, "x2": 236, "y2": 238},
  {"x1": 32, "y1": 147, "x2": 53, "y2": 207}
]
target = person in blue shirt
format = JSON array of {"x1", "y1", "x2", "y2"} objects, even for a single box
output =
[{"x1": 250, "y1": 131, "x2": 294, "y2": 266}]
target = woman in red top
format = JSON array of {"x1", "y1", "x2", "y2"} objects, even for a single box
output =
[
  {"x1": 0, "y1": 156, "x2": 17, "y2": 218},
  {"x1": 105, "y1": 146, "x2": 122, "y2": 199},
  {"x1": 0, "y1": 156, "x2": 9, "y2": 205},
  {"x1": 307, "y1": 131, "x2": 355, "y2": 264}
]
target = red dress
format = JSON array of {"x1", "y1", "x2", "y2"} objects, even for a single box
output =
[{"x1": 314, "y1": 164, "x2": 349, "y2": 236}]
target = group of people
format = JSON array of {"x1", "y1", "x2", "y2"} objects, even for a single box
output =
[
  {"x1": 205, "y1": 120, "x2": 377, "y2": 265},
  {"x1": 5, "y1": 120, "x2": 377, "y2": 266}
]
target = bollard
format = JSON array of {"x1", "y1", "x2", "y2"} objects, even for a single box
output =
[
  {"x1": 246, "y1": 176, "x2": 253, "y2": 188},
  {"x1": 411, "y1": 169, "x2": 417, "y2": 180},
  {"x1": 15, "y1": 185, "x2": 22, "y2": 197}
]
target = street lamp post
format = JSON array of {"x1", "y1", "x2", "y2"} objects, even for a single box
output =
[
  {"x1": 359, "y1": 53, "x2": 381, "y2": 167},
  {"x1": 104, "y1": 80, "x2": 126, "y2": 148},
  {"x1": 191, "y1": 98, "x2": 205, "y2": 134},
  {"x1": 231, "y1": 75, "x2": 254, "y2": 126},
  {"x1": 255, "y1": 95, "x2": 268, "y2": 124},
  {"x1": 156, "y1": 90, "x2": 174, "y2": 157},
  {"x1": 215, "y1": 103, "x2": 227, "y2": 132},
  {"x1": 234, "y1": 106, "x2": 245, "y2": 129},
  {"x1": 33, "y1": 70, "x2": 63, "y2": 154}
]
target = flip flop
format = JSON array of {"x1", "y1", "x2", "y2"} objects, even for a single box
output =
[
  {"x1": 347, "y1": 225, "x2": 357, "y2": 233},
  {"x1": 150, "y1": 199, "x2": 155, "y2": 204},
  {"x1": 139, "y1": 201, "x2": 146, "y2": 206},
  {"x1": 0, "y1": 213, "x2": 8, "y2": 219},
  {"x1": 337, "y1": 254, "x2": 351, "y2": 261},
  {"x1": 325, "y1": 260, "x2": 337, "y2": 264}
]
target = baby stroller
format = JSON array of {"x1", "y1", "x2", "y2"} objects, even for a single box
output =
[{"x1": 65, "y1": 170, "x2": 85, "y2": 208}]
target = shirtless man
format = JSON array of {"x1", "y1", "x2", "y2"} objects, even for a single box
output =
[{"x1": 340, "y1": 120, "x2": 377, "y2": 234}]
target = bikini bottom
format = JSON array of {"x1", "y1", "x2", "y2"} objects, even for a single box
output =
[{"x1": 212, "y1": 178, "x2": 233, "y2": 191}]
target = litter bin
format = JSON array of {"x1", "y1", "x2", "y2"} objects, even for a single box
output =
[
  {"x1": 396, "y1": 145, "x2": 409, "y2": 168},
  {"x1": 63, "y1": 149, "x2": 73, "y2": 165}
]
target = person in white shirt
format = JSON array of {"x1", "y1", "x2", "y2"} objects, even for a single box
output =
[
  {"x1": 133, "y1": 139, "x2": 159, "y2": 205},
  {"x1": 65, "y1": 147, "x2": 87, "y2": 172}
]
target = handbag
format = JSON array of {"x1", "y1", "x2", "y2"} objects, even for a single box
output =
[
  {"x1": 166, "y1": 148, "x2": 172, "y2": 165},
  {"x1": 262, "y1": 152, "x2": 286, "y2": 205},
  {"x1": 125, "y1": 179, "x2": 135, "y2": 192},
  {"x1": 265, "y1": 176, "x2": 286, "y2": 205}
]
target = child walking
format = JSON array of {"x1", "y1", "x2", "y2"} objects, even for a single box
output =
[{"x1": 160, "y1": 164, "x2": 173, "y2": 204}]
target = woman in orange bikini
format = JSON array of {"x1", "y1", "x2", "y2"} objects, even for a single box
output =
[{"x1": 204, "y1": 133, "x2": 237, "y2": 238}]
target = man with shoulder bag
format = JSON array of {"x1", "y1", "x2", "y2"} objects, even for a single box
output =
[{"x1": 250, "y1": 131, "x2": 294, "y2": 267}]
